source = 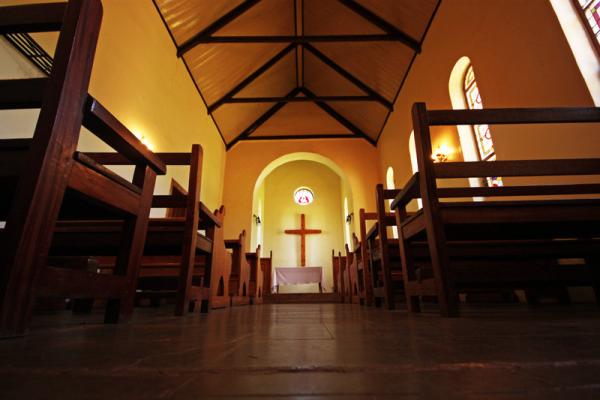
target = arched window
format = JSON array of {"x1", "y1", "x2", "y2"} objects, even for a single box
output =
[
  {"x1": 574, "y1": 0, "x2": 600, "y2": 56},
  {"x1": 385, "y1": 167, "x2": 399, "y2": 239},
  {"x1": 460, "y1": 62, "x2": 502, "y2": 187}
]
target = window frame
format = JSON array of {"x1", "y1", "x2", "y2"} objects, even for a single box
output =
[{"x1": 572, "y1": 0, "x2": 600, "y2": 58}]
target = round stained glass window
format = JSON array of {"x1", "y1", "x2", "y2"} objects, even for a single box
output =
[{"x1": 294, "y1": 187, "x2": 314, "y2": 205}]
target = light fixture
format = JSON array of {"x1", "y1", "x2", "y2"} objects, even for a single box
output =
[
  {"x1": 432, "y1": 144, "x2": 451, "y2": 163},
  {"x1": 345, "y1": 212, "x2": 354, "y2": 224},
  {"x1": 253, "y1": 214, "x2": 261, "y2": 225}
]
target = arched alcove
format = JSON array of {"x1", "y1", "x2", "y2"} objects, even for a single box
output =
[{"x1": 251, "y1": 152, "x2": 354, "y2": 293}]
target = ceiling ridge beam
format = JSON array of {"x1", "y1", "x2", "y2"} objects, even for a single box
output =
[
  {"x1": 304, "y1": 43, "x2": 392, "y2": 110},
  {"x1": 190, "y1": 34, "x2": 414, "y2": 44},
  {"x1": 226, "y1": 87, "x2": 301, "y2": 150},
  {"x1": 301, "y1": 87, "x2": 376, "y2": 146},
  {"x1": 223, "y1": 95, "x2": 377, "y2": 104},
  {"x1": 208, "y1": 43, "x2": 297, "y2": 114},
  {"x1": 177, "y1": 0, "x2": 261, "y2": 57},
  {"x1": 337, "y1": 0, "x2": 421, "y2": 53}
]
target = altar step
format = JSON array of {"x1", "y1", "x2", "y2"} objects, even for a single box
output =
[{"x1": 263, "y1": 293, "x2": 341, "y2": 304}]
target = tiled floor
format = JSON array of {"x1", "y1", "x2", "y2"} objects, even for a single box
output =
[{"x1": 1, "y1": 304, "x2": 600, "y2": 399}]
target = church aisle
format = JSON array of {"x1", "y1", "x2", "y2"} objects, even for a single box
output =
[{"x1": 1, "y1": 304, "x2": 600, "y2": 399}]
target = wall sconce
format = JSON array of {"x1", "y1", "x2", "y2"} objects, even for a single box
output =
[
  {"x1": 345, "y1": 212, "x2": 354, "y2": 224},
  {"x1": 432, "y1": 144, "x2": 451, "y2": 163},
  {"x1": 253, "y1": 214, "x2": 261, "y2": 225},
  {"x1": 139, "y1": 136, "x2": 154, "y2": 151}
]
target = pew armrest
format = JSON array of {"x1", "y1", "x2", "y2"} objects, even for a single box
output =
[
  {"x1": 83, "y1": 97, "x2": 166, "y2": 175},
  {"x1": 390, "y1": 172, "x2": 420, "y2": 211},
  {"x1": 200, "y1": 202, "x2": 222, "y2": 228}
]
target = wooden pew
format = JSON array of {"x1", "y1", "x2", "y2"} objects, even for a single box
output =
[
  {"x1": 208, "y1": 206, "x2": 232, "y2": 309},
  {"x1": 247, "y1": 244, "x2": 264, "y2": 305},
  {"x1": 0, "y1": 0, "x2": 166, "y2": 337},
  {"x1": 344, "y1": 244, "x2": 358, "y2": 303},
  {"x1": 54, "y1": 145, "x2": 223, "y2": 316},
  {"x1": 334, "y1": 251, "x2": 349, "y2": 302},
  {"x1": 260, "y1": 250, "x2": 273, "y2": 296},
  {"x1": 366, "y1": 185, "x2": 405, "y2": 309},
  {"x1": 356, "y1": 210, "x2": 377, "y2": 306},
  {"x1": 225, "y1": 231, "x2": 251, "y2": 306},
  {"x1": 391, "y1": 102, "x2": 600, "y2": 316},
  {"x1": 332, "y1": 250, "x2": 341, "y2": 295}
]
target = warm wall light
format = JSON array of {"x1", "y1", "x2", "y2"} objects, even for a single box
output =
[
  {"x1": 345, "y1": 212, "x2": 354, "y2": 224},
  {"x1": 139, "y1": 136, "x2": 154, "y2": 151},
  {"x1": 432, "y1": 144, "x2": 451, "y2": 163},
  {"x1": 253, "y1": 214, "x2": 262, "y2": 225}
]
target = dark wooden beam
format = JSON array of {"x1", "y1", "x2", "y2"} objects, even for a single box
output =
[
  {"x1": 190, "y1": 34, "x2": 415, "y2": 44},
  {"x1": 338, "y1": 0, "x2": 421, "y2": 52},
  {"x1": 243, "y1": 134, "x2": 358, "y2": 141},
  {"x1": 177, "y1": 0, "x2": 261, "y2": 57},
  {"x1": 302, "y1": 87, "x2": 376, "y2": 146},
  {"x1": 0, "y1": 78, "x2": 47, "y2": 109},
  {"x1": 226, "y1": 88, "x2": 301, "y2": 150},
  {"x1": 304, "y1": 43, "x2": 392, "y2": 110},
  {"x1": 224, "y1": 95, "x2": 376, "y2": 104},
  {"x1": 427, "y1": 107, "x2": 600, "y2": 126},
  {"x1": 0, "y1": 3, "x2": 67, "y2": 34},
  {"x1": 208, "y1": 43, "x2": 297, "y2": 113}
]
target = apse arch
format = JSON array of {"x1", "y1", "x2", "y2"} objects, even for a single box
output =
[{"x1": 251, "y1": 152, "x2": 354, "y2": 249}]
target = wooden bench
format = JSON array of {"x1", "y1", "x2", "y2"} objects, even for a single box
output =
[
  {"x1": 62, "y1": 145, "x2": 224, "y2": 315},
  {"x1": 391, "y1": 102, "x2": 600, "y2": 316},
  {"x1": 0, "y1": 0, "x2": 166, "y2": 337},
  {"x1": 355, "y1": 210, "x2": 377, "y2": 306},
  {"x1": 344, "y1": 244, "x2": 358, "y2": 303},
  {"x1": 246, "y1": 244, "x2": 264, "y2": 305},
  {"x1": 225, "y1": 231, "x2": 251, "y2": 306},
  {"x1": 365, "y1": 185, "x2": 405, "y2": 309},
  {"x1": 333, "y1": 250, "x2": 349, "y2": 302},
  {"x1": 260, "y1": 250, "x2": 273, "y2": 296},
  {"x1": 332, "y1": 250, "x2": 341, "y2": 295}
]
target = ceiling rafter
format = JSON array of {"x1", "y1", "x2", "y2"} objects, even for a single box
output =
[
  {"x1": 301, "y1": 87, "x2": 375, "y2": 146},
  {"x1": 338, "y1": 0, "x2": 421, "y2": 53},
  {"x1": 304, "y1": 43, "x2": 392, "y2": 111},
  {"x1": 226, "y1": 87, "x2": 301, "y2": 150},
  {"x1": 208, "y1": 43, "x2": 297, "y2": 113},
  {"x1": 177, "y1": 0, "x2": 261, "y2": 57}
]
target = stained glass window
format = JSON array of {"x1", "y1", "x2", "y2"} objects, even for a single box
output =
[
  {"x1": 463, "y1": 64, "x2": 502, "y2": 187},
  {"x1": 575, "y1": 0, "x2": 600, "y2": 55},
  {"x1": 294, "y1": 187, "x2": 314, "y2": 205}
]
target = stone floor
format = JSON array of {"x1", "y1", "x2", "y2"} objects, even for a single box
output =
[{"x1": 1, "y1": 303, "x2": 600, "y2": 399}]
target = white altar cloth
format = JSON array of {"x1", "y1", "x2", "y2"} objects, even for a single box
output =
[{"x1": 273, "y1": 267, "x2": 324, "y2": 293}]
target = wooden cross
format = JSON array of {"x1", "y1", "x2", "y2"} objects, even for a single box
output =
[{"x1": 284, "y1": 213, "x2": 322, "y2": 267}]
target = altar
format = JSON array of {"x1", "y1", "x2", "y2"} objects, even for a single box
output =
[{"x1": 272, "y1": 267, "x2": 324, "y2": 293}]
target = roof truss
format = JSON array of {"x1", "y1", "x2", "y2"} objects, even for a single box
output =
[{"x1": 154, "y1": 0, "x2": 440, "y2": 149}]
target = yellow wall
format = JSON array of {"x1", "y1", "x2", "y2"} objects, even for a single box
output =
[
  {"x1": 222, "y1": 139, "x2": 381, "y2": 248},
  {"x1": 0, "y1": 0, "x2": 226, "y2": 210},
  {"x1": 378, "y1": 0, "x2": 599, "y2": 192},
  {"x1": 262, "y1": 161, "x2": 344, "y2": 293}
]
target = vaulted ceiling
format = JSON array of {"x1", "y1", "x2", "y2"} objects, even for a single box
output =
[{"x1": 153, "y1": 0, "x2": 441, "y2": 149}]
